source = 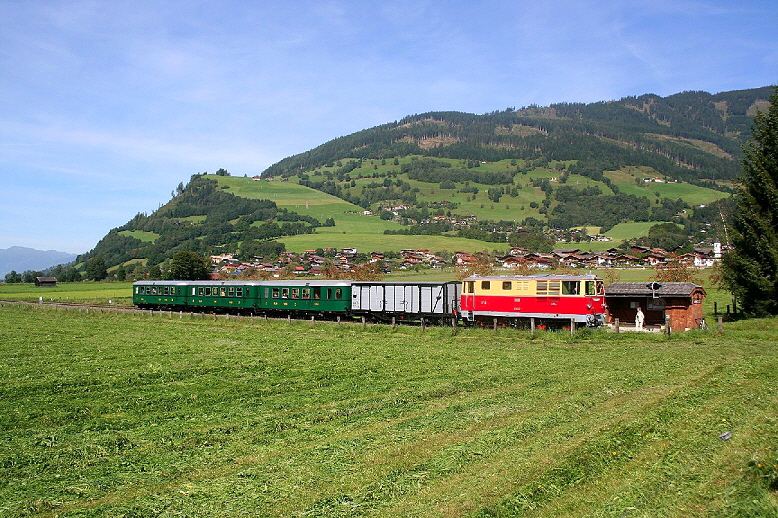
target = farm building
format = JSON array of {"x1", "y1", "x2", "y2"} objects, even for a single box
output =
[
  {"x1": 35, "y1": 277, "x2": 57, "y2": 287},
  {"x1": 604, "y1": 282, "x2": 706, "y2": 331}
]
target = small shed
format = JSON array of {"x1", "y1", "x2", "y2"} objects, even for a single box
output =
[
  {"x1": 604, "y1": 282, "x2": 706, "y2": 331},
  {"x1": 35, "y1": 276, "x2": 58, "y2": 287}
]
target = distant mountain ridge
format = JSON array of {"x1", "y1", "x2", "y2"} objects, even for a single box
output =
[
  {"x1": 263, "y1": 86, "x2": 774, "y2": 185},
  {"x1": 0, "y1": 246, "x2": 78, "y2": 277}
]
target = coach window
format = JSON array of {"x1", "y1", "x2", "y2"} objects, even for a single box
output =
[
  {"x1": 228, "y1": 287, "x2": 235, "y2": 297},
  {"x1": 281, "y1": 288, "x2": 289, "y2": 299},
  {"x1": 502, "y1": 281, "x2": 512, "y2": 291},
  {"x1": 237, "y1": 287, "x2": 243, "y2": 297},
  {"x1": 335, "y1": 288, "x2": 343, "y2": 300},
  {"x1": 563, "y1": 281, "x2": 579, "y2": 295},
  {"x1": 291, "y1": 288, "x2": 299, "y2": 299},
  {"x1": 326, "y1": 288, "x2": 332, "y2": 299},
  {"x1": 481, "y1": 281, "x2": 491, "y2": 291},
  {"x1": 313, "y1": 287, "x2": 321, "y2": 299},
  {"x1": 272, "y1": 288, "x2": 279, "y2": 298},
  {"x1": 220, "y1": 287, "x2": 227, "y2": 297},
  {"x1": 205, "y1": 287, "x2": 211, "y2": 296},
  {"x1": 302, "y1": 288, "x2": 311, "y2": 299}
]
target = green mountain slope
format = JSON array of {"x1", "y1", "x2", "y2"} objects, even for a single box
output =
[
  {"x1": 264, "y1": 86, "x2": 774, "y2": 186},
  {"x1": 79, "y1": 87, "x2": 771, "y2": 273}
]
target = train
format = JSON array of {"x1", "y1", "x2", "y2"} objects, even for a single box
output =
[{"x1": 132, "y1": 273, "x2": 606, "y2": 328}]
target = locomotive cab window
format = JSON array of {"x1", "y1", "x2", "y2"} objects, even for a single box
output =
[
  {"x1": 562, "y1": 281, "x2": 579, "y2": 295},
  {"x1": 464, "y1": 281, "x2": 475, "y2": 294},
  {"x1": 480, "y1": 281, "x2": 491, "y2": 291},
  {"x1": 502, "y1": 281, "x2": 512, "y2": 290},
  {"x1": 585, "y1": 281, "x2": 595, "y2": 296}
]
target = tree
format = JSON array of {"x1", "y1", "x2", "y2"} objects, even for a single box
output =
[
  {"x1": 85, "y1": 257, "x2": 107, "y2": 281},
  {"x1": 4, "y1": 270, "x2": 21, "y2": 283},
  {"x1": 721, "y1": 86, "x2": 778, "y2": 316},
  {"x1": 165, "y1": 251, "x2": 211, "y2": 280}
]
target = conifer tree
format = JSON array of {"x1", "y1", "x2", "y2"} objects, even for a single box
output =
[{"x1": 721, "y1": 86, "x2": 778, "y2": 316}]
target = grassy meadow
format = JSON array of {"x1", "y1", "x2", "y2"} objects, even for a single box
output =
[
  {"x1": 207, "y1": 160, "x2": 732, "y2": 256},
  {"x1": 1, "y1": 297, "x2": 776, "y2": 516}
]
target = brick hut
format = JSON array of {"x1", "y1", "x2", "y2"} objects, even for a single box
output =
[{"x1": 604, "y1": 282, "x2": 707, "y2": 331}]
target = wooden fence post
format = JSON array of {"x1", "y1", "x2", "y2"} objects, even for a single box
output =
[
  {"x1": 615, "y1": 318, "x2": 620, "y2": 333},
  {"x1": 718, "y1": 316, "x2": 723, "y2": 333},
  {"x1": 665, "y1": 315, "x2": 671, "y2": 337}
]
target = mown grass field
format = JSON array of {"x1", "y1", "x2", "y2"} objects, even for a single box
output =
[
  {"x1": 1, "y1": 300, "x2": 776, "y2": 517},
  {"x1": 0, "y1": 282, "x2": 136, "y2": 306}
]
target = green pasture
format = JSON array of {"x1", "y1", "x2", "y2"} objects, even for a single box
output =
[
  {"x1": 0, "y1": 282, "x2": 135, "y2": 306},
  {"x1": 118, "y1": 230, "x2": 159, "y2": 243},
  {"x1": 1, "y1": 304, "x2": 776, "y2": 517},
  {"x1": 605, "y1": 168, "x2": 730, "y2": 206}
]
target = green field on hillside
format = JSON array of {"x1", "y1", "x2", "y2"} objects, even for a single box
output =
[
  {"x1": 1, "y1": 304, "x2": 776, "y2": 517},
  {"x1": 118, "y1": 230, "x2": 160, "y2": 243},
  {"x1": 211, "y1": 175, "x2": 498, "y2": 254},
  {"x1": 205, "y1": 159, "x2": 730, "y2": 257}
]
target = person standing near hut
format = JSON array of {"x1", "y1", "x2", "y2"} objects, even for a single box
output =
[{"x1": 635, "y1": 307, "x2": 644, "y2": 330}]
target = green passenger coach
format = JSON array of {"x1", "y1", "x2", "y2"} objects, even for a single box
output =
[{"x1": 132, "y1": 280, "x2": 353, "y2": 318}]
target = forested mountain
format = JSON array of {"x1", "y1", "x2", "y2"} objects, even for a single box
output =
[
  {"x1": 264, "y1": 87, "x2": 774, "y2": 187},
  {"x1": 78, "y1": 86, "x2": 773, "y2": 276}
]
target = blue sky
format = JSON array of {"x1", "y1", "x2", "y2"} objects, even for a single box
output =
[{"x1": 1, "y1": 0, "x2": 776, "y2": 254}]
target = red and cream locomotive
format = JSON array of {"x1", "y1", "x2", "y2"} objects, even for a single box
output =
[{"x1": 459, "y1": 274, "x2": 606, "y2": 327}]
